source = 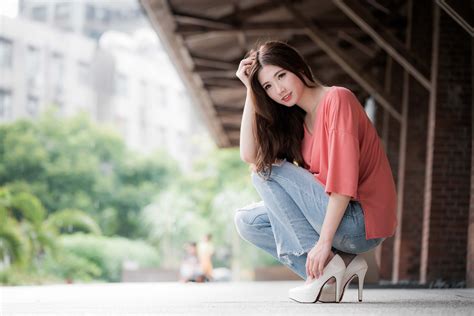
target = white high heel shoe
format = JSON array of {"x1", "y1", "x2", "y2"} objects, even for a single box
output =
[
  {"x1": 288, "y1": 254, "x2": 346, "y2": 303},
  {"x1": 318, "y1": 254, "x2": 368, "y2": 303}
]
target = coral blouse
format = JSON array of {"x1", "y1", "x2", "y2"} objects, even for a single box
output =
[{"x1": 301, "y1": 86, "x2": 397, "y2": 239}]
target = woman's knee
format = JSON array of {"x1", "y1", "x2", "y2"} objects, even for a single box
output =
[
  {"x1": 250, "y1": 161, "x2": 290, "y2": 187},
  {"x1": 233, "y1": 201, "x2": 265, "y2": 238},
  {"x1": 233, "y1": 209, "x2": 248, "y2": 237}
]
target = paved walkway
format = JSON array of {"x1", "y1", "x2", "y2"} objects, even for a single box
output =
[{"x1": 1, "y1": 281, "x2": 473, "y2": 315}]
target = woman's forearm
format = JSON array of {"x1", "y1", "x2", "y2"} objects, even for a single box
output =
[
  {"x1": 318, "y1": 192, "x2": 351, "y2": 246},
  {"x1": 240, "y1": 89, "x2": 257, "y2": 164}
]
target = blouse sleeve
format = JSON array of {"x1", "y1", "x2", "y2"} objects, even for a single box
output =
[{"x1": 324, "y1": 88, "x2": 360, "y2": 199}]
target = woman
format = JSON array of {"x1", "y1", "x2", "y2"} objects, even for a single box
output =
[{"x1": 233, "y1": 41, "x2": 397, "y2": 303}]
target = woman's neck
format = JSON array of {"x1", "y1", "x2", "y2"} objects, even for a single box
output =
[{"x1": 298, "y1": 85, "x2": 326, "y2": 115}]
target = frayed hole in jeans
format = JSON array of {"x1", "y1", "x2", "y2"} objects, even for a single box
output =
[{"x1": 278, "y1": 249, "x2": 307, "y2": 267}]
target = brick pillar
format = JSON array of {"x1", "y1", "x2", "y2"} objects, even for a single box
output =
[
  {"x1": 421, "y1": 7, "x2": 472, "y2": 285},
  {"x1": 467, "y1": 43, "x2": 474, "y2": 288},
  {"x1": 376, "y1": 60, "x2": 403, "y2": 281},
  {"x1": 396, "y1": 0, "x2": 432, "y2": 282}
]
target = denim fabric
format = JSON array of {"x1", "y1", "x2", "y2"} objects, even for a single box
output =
[{"x1": 234, "y1": 160, "x2": 383, "y2": 280}]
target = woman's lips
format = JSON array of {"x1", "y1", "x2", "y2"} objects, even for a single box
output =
[{"x1": 282, "y1": 92, "x2": 292, "y2": 102}]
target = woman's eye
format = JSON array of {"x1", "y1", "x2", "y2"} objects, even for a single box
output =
[
  {"x1": 278, "y1": 73, "x2": 286, "y2": 79},
  {"x1": 264, "y1": 85, "x2": 270, "y2": 90}
]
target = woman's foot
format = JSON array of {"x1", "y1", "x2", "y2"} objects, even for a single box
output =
[{"x1": 306, "y1": 251, "x2": 355, "y2": 285}]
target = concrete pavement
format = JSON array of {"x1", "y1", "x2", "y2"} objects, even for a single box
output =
[{"x1": 1, "y1": 281, "x2": 473, "y2": 315}]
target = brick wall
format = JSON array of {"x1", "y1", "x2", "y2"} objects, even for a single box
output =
[
  {"x1": 424, "y1": 9, "x2": 472, "y2": 284},
  {"x1": 378, "y1": 3, "x2": 472, "y2": 286}
]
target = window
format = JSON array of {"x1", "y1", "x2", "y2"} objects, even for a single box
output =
[
  {"x1": 26, "y1": 46, "x2": 41, "y2": 92},
  {"x1": 139, "y1": 105, "x2": 147, "y2": 133},
  {"x1": 156, "y1": 85, "x2": 167, "y2": 108},
  {"x1": 50, "y1": 53, "x2": 64, "y2": 101},
  {"x1": 114, "y1": 73, "x2": 128, "y2": 97},
  {"x1": 54, "y1": 3, "x2": 72, "y2": 30},
  {"x1": 0, "y1": 37, "x2": 13, "y2": 70},
  {"x1": 95, "y1": 8, "x2": 110, "y2": 23},
  {"x1": 0, "y1": 90, "x2": 12, "y2": 119},
  {"x1": 139, "y1": 80, "x2": 148, "y2": 106},
  {"x1": 26, "y1": 96, "x2": 39, "y2": 117},
  {"x1": 55, "y1": 3, "x2": 70, "y2": 20},
  {"x1": 86, "y1": 5, "x2": 95, "y2": 20},
  {"x1": 77, "y1": 61, "x2": 90, "y2": 86},
  {"x1": 31, "y1": 6, "x2": 47, "y2": 22}
]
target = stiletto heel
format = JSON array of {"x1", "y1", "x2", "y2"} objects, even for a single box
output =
[
  {"x1": 334, "y1": 270, "x2": 344, "y2": 303},
  {"x1": 356, "y1": 267, "x2": 367, "y2": 302},
  {"x1": 288, "y1": 254, "x2": 346, "y2": 303}
]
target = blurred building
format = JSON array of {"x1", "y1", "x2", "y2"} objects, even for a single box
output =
[
  {"x1": 0, "y1": 16, "x2": 96, "y2": 120},
  {"x1": 19, "y1": 0, "x2": 147, "y2": 40},
  {"x1": 0, "y1": 9, "x2": 208, "y2": 168}
]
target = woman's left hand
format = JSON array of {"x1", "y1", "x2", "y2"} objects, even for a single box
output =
[{"x1": 306, "y1": 240, "x2": 333, "y2": 279}]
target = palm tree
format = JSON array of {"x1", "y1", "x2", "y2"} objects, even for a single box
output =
[
  {"x1": 0, "y1": 187, "x2": 101, "y2": 272},
  {"x1": 0, "y1": 188, "x2": 30, "y2": 269}
]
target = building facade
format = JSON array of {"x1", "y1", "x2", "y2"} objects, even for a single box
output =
[{"x1": 0, "y1": 12, "x2": 207, "y2": 168}]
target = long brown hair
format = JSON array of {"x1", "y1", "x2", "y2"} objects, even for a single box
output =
[{"x1": 247, "y1": 41, "x2": 320, "y2": 174}]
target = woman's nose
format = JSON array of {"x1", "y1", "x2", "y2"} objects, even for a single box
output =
[{"x1": 275, "y1": 83, "x2": 286, "y2": 95}]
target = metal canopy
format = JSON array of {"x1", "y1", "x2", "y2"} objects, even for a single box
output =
[{"x1": 140, "y1": 0, "x2": 427, "y2": 147}]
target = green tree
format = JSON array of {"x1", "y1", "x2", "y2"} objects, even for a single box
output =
[{"x1": 0, "y1": 109, "x2": 179, "y2": 238}]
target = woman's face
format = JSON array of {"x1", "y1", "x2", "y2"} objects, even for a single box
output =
[{"x1": 257, "y1": 64, "x2": 305, "y2": 107}]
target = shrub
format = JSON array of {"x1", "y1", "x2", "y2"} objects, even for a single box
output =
[{"x1": 60, "y1": 233, "x2": 160, "y2": 281}]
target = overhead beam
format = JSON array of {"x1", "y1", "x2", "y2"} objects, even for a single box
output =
[
  {"x1": 192, "y1": 57, "x2": 236, "y2": 70},
  {"x1": 337, "y1": 30, "x2": 377, "y2": 57},
  {"x1": 197, "y1": 70, "x2": 236, "y2": 79},
  {"x1": 174, "y1": 14, "x2": 233, "y2": 30},
  {"x1": 332, "y1": 0, "x2": 431, "y2": 90},
  {"x1": 215, "y1": 104, "x2": 243, "y2": 113},
  {"x1": 183, "y1": 27, "x2": 305, "y2": 43},
  {"x1": 220, "y1": 1, "x2": 285, "y2": 22},
  {"x1": 284, "y1": 2, "x2": 402, "y2": 122},
  {"x1": 436, "y1": 0, "x2": 474, "y2": 36},
  {"x1": 176, "y1": 22, "x2": 304, "y2": 35},
  {"x1": 202, "y1": 78, "x2": 241, "y2": 89},
  {"x1": 220, "y1": 114, "x2": 242, "y2": 126}
]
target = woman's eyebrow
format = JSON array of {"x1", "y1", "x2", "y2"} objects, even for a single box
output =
[{"x1": 262, "y1": 69, "x2": 284, "y2": 85}]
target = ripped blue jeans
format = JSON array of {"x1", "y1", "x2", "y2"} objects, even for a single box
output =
[{"x1": 234, "y1": 160, "x2": 383, "y2": 280}]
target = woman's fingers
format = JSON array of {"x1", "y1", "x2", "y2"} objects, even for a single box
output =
[
  {"x1": 318, "y1": 258, "x2": 325, "y2": 279},
  {"x1": 313, "y1": 258, "x2": 319, "y2": 279},
  {"x1": 306, "y1": 258, "x2": 311, "y2": 278},
  {"x1": 240, "y1": 57, "x2": 254, "y2": 65}
]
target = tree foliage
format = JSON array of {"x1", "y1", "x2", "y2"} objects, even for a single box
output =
[{"x1": 0, "y1": 109, "x2": 178, "y2": 238}]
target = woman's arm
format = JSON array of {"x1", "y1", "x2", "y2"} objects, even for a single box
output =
[
  {"x1": 306, "y1": 192, "x2": 351, "y2": 279},
  {"x1": 319, "y1": 192, "x2": 351, "y2": 245},
  {"x1": 239, "y1": 89, "x2": 257, "y2": 164}
]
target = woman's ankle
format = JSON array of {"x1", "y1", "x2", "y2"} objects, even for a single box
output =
[{"x1": 336, "y1": 251, "x2": 356, "y2": 266}]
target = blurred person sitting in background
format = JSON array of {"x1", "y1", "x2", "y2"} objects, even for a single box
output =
[{"x1": 179, "y1": 241, "x2": 205, "y2": 283}]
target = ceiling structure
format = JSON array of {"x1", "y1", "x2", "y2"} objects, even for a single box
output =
[{"x1": 138, "y1": 0, "x2": 450, "y2": 147}]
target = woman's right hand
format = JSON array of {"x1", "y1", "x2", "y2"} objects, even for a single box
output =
[{"x1": 236, "y1": 54, "x2": 256, "y2": 89}]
